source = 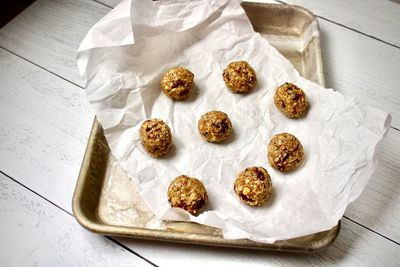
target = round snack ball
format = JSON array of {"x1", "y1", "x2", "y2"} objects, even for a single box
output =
[
  {"x1": 274, "y1": 82, "x2": 307, "y2": 118},
  {"x1": 161, "y1": 66, "x2": 194, "y2": 101},
  {"x1": 167, "y1": 175, "x2": 208, "y2": 216},
  {"x1": 268, "y1": 133, "x2": 304, "y2": 172},
  {"x1": 198, "y1": 111, "x2": 233, "y2": 143},
  {"x1": 139, "y1": 119, "x2": 172, "y2": 157},
  {"x1": 223, "y1": 61, "x2": 257, "y2": 93},
  {"x1": 234, "y1": 166, "x2": 272, "y2": 206}
]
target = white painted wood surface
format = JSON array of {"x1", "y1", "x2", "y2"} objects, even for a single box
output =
[
  {"x1": 0, "y1": 0, "x2": 400, "y2": 265},
  {"x1": 116, "y1": 218, "x2": 400, "y2": 267},
  {"x1": 0, "y1": 173, "x2": 152, "y2": 267},
  {"x1": 0, "y1": 48, "x2": 93, "y2": 213},
  {"x1": 277, "y1": 0, "x2": 400, "y2": 47}
]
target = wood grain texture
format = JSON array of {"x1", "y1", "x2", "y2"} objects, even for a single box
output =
[
  {"x1": 277, "y1": 0, "x2": 400, "y2": 47},
  {"x1": 116, "y1": 218, "x2": 400, "y2": 267},
  {"x1": 0, "y1": 0, "x2": 399, "y2": 265},
  {"x1": 0, "y1": 173, "x2": 153, "y2": 267},
  {"x1": 0, "y1": 48, "x2": 94, "y2": 213},
  {"x1": 1, "y1": 45, "x2": 400, "y2": 263},
  {"x1": 318, "y1": 19, "x2": 400, "y2": 129},
  {"x1": 345, "y1": 128, "x2": 400, "y2": 243},
  {"x1": 0, "y1": 0, "x2": 109, "y2": 86},
  {"x1": 1, "y1": 0, "x2": 399, "y2": 129}
]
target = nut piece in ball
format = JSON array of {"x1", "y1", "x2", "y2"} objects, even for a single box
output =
[
  {"x1": 223, "y1": 61, "x2": 257, "y2": 93},
  {"x1": 234, "y1": 166, "x2": 272, "y2": 206},
  {"x1": 198, "y1": 111, "x2": 233, "y2": 143},
  {"x1": 268, "y1": 133, "x2": 304, "y2": 172},
  {"x1": 167, "y1": 175, "x2": 208, "y2": 216},
  {"x1": 161, "y1": 66, "x2": 194, "y2": 101},
  {"x1": 139, "y1": 119, "x2": 172, "y2": 157},
  {"x1": 274, "y1": 82, "x2": 307, "y2": 118}
]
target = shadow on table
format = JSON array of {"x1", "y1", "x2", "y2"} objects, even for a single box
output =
[{"x1": 0, "y1": 1, "x2": 35, "y2": 28}]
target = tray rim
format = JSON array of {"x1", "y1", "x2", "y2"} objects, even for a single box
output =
[{"x1": 72, "y1": 2, "x2": 339, "y2": 252}]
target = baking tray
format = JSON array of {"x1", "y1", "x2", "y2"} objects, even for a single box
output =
[{"x1": 72, "y1": 2, "x2": 339, "y2": 252}]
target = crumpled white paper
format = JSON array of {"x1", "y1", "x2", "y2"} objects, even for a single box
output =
[{"x1": 77, "y1": 0, "x2": 391, "y2": 243}]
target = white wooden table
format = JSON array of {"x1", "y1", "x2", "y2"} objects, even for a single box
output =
[{"x1": 1, "y1": 0, "x2": 399, "y2": 266}]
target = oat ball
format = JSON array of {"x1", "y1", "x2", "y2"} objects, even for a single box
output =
[
  {"x1": 139, "y1": 119, "x2": 172, "y2": 157},
  {"x1": 267, "y1": 133, "x2": 304, "y2": 172},
  {"x1": 198, "y1": 111, "x2": 233, "y2": 143},
  {"x1": 234, "y1": 167, "x2": 272, "y2": 206},
  {"x1": 223, "y1": 61, "x2": 257, "y2": 93},
  {"x1": 167, "y1": 175, "x2": 208, "y2": 216},
  {"x1": 161, "y1": 66, "x2": 194, "y2": 101},
  {"x1": 274, "y1": 82, "x2": 307, "y2": 118}
]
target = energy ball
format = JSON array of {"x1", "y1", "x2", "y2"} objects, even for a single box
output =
[
  {"x1": 268, "y1": 133, "x2": 304, "y2": 172},
  {"x1": 198, "y1": 111, "x2": 233, "y2": 143},
  {"x1": 234, "y1": 166, "x2": 272, "y2": 206},
  {"x1": 274, "y1": 82, "x2": 307, "y2": 118},
  {"x1": 223, "y1": 61, "x2": 257, "y2": 93},
  {"x1": 161, "y1": 66, "x2": 194, "y2": 101},
  {"x1": 139, "y1": 119, "x2": 172, "y2": 157},
  {"x1": 167, "y1": 175, "x2": 208, "y2": 216}
]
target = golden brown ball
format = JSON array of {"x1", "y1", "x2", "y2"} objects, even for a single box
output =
[
  {"x1": 139, "y1": 119, "x2": 172, "y2": 157},
  {"x1": 167, "y1": 175, "x2": 208, "y2": 216},
  {"x1": 234, "y1": 166, "x2": 272, "y2": 206},
  {"x1": 161, "y1": 66, "x2": 194, "y2": 101},
  {"x1": 267, "y1": 133, "x2": 304, "y2": 172},
  {"x1": 223, "y1": 61, "x2": 257, "y2": 93}
]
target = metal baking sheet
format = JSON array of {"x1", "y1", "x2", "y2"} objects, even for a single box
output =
[{"x1": 72, "y1": 2, "x2": 339, "y2": 252}]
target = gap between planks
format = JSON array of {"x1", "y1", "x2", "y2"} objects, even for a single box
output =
[{"x1": 0, "y1": 170, "x2": 159, "y2": 267}]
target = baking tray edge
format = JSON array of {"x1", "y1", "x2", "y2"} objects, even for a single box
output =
[{"x1": 73, "y1": 2, "x2": 339, "y2": 252}]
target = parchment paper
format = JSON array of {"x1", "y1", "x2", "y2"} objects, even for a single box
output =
[{"x1": 77, "y1": 0, "x2": 391, "y2": 243}]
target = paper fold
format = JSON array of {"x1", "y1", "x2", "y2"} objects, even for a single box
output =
[{"x1": 77, "y1": 0, "x2": 390, "y2": 243}]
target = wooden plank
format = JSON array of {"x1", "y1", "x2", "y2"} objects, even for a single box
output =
[
  {"x1": 0, "y1": 173, "x2": 153, "y2": 267},
  {"x1": 318, "y1": 19, "x2": 400, "y2": 129},
  {"x1": 275, "y1": 0, "x2": 400, "y2": 47},
  {"x1": 116, "y1": 218, "x2": 400, "y2": 266},
  {"x1": 0, "y1": 48, "x2": 94, "y2": 213},
  {"x1": 345, "y1": 128, "x2": 400, "y2": 243},
  {"x1": 1, "y1": 0, "x2": 399, "y2": 128},
  {"x1": 0, "y1": 0, "x2": 109, "y2": 86}
]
